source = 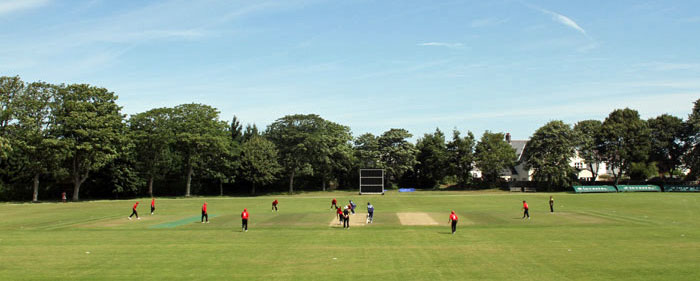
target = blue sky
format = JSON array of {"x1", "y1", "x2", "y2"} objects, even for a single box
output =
[{"x1": 1, "y1": 0, "x2": 699, "y2": 140}]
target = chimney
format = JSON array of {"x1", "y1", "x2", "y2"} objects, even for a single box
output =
[{"x1": 505, "y1": 133, "x2": 511, "y2": 143}]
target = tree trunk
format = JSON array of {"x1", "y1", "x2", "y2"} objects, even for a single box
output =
[
  {"x1": 148, "y1": 175, "x2": 154, "y2": 197},
  {"x1": 322, "y1": 178, "x2": 326, "y2": 191},
  {"x1": 220, "y1": 181, "x2": 223, "y2": 197},
  {"x1": 612, "y1": 168, "x2": 620, "y2": 186},
  {"x1": 251, "y1": 183, "x2": 255, "y2": 196},
  {"x1": 72, "y1": 179, "x2": 81, "y2": 201},
  {"x1": 32, "y1": 173, "x2": 40, "y2": 202},
  {"x1": 289, "y1": 170, "x2": 295, "y2": 194},
  {"x1": 185, "y1": 165, "x2": 193, "y2": 197}
]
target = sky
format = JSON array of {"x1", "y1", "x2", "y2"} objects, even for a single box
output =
[{"x1": 1, "y1": 0, "x2": 699, "y2": 141}]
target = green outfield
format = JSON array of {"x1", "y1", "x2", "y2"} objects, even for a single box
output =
[{"x1": 1, "y1": 191, "x2": 699, "y2": 280}]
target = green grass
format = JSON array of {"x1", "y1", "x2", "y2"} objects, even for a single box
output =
[{"x1": 1, "y1": 191, "x2": 699, "y2": 280}]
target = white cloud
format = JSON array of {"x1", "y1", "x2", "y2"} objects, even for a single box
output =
[
  {"x1": 526, "y1": 4, "x2": 587, "y2": 36},
  {"x1": 0, "y1": 0, "x2": 50, "y2": 15},
  {"x1": 418, "y1": 42, "x2": 464, "y2": 49}
]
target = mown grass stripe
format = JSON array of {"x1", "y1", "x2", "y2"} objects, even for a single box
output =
[{"x1": 149, "y1": 214, "x2": 218, "y2": 229}]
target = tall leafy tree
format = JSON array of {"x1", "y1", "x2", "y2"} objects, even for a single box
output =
[
  {"x1": 377, "y1": 128, "x2": 419, "y2": 186},
  {"x1": 523, "y1": 121, "x2": 576, "y2": 190},
  {"x1": 648, "y1": 114, "x2": 686, "y2": 179},
  {"x1": 475, "y1": 131, "x2": 516, "y2": 182},
  {"x1": 240, "y1": 136, "x2": 281, "y2": 195},
  {"x1": 266, "y1": 114, "x2": 331, "y2": 193},
  {"x1": 171, "y1": 103, "x2": 229, "y2": 197},
  {"x1": 129, "y1": 107, "x2": 176, "y2": 196},
  {"x1": 354, "y1": 133, "x2": 380, "y2": 168},
  {"x1": 415, "y1": 128, "x2": 448, "y2": 188},
  {"x1": 53, "y1": 84, "x2": 125, "y2": 200},
  {"x1": 11, "y1": 82, "x2": 61, "y2": 202},
  {"x1": 0, "y1": 76, "x2": 24, "y2": 134},
  {"x1": 597, "y1": 108, "x2": 651, "y2": 185},
  {"x1": 573, "y1": 120, "x2": 604, "y2": 180},
  {"x1": 313, "y1": 121, "x2": 353, "y2": 191},
  {"x1": 447, "y1": 130, "x2": 475, "y2": 186},
  {"x1": 685, "y1": 99, "x2": 700, "y2": 178}
]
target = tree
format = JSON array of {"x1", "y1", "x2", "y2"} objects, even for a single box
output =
[
  {"x1": 447, "y1": 130, "x2": 476, "y2": 186},
  {"x1": 266, "y1": 114, "x2": 344, "y2": 193},
  {"x1": 312, "y1": 121, "x2": 353, "y2": 191},
  {"x1": 475, "y1": 131, "x2": 516, "y2": 182},
  {"x1": 230, "y1": 115, "x2": 243, "y2": 142},
  {"x1": 415, "y1": 128, "x2": 449, "y2": 188},
  {"x1": 0, "y1": 76, "x2": 24, "y2": 134},
  {"x1": 171, "y1": 103, "x2": 229, "y2": 197},
  {"x1": 354, "y1": 133, "x2": 380, "y2": 168},
  {"x1": 597, "y1": 108, "x2": 651, "y2": 185},
  {"x1": 573, "y1": 120, "x2": 604, "y2": 181},
  {"x1": 648, "y1": 114, "x2": 686, "y2": 179},
  {"x1": 377, "y1": 128, "x2": 419, "y2": 186},
  {"x1": 129, "y1": 107, "x2": 176, "y2": 196},
  {"x1": 523, "y1": 121, "x2": 577, "y2": 190},
  {"x1": 240, "y1": 136, "x2": 281, "y2": 195},
  {"x1": 242, "y1": 124, "x2": 260, "y2": 142},
  {"x1": 11, "y1": 82, "x2": 61, "y2": 202},
  {"x1": 684, "y1": 99, "x2": 700, "y2": 178},
  {"x1": 53, "y1": 84, "x2": 125, "y2": 201}
]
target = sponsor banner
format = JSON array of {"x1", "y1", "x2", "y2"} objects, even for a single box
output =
[
  {"x1": 572, "y1": 185, "x2": 617, "y2": 193},
  {"x1": 616, "y1": 185, "x2": 661, "y2": 192},
  {"x1": 664, "y1": 185, "x2": 700, "y2": 192},
  {"x1": 399, "y1": 188, "x2": 416, "y2": 192}
]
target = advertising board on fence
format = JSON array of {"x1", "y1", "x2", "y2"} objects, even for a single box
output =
[
  {"x1": 664, "y1": 185, "x2": 700, "y2": 192},
  {"x1": 572, "y1": 185, "x2": 617, "y2": 193},
  {"x1": 616, "y1": 185, "x2": 661, "y2": 192}
]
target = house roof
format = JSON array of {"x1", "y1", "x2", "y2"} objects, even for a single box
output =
[{"x1": 509, "y1": 140, "x2": 528, "y2": 161}]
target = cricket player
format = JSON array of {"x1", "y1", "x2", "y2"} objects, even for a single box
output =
[
  {"x1": 202, "y1": 202, "x2": 209, "y2": 223},
  {"x1": 349, "y1": 200, "x2": 356, "y2": 215},
  {"x1": 150, "y1": 198, "x2": 156, "y2": 215},
  {"x1": 549, "y1": 196, "x2": 554, "y2": 213},
  {"x1": 61, "y1": 192, "x2": 66, "y2": 203},
  {"x1": 272, "y1": 199, "x2": 279, "y2": 212},
  {"x1": 336, "y1": 206, "x2": 343, "y2": 224},
  {"x1": 343, "y1": 207, "x2": 350, "y2": 229},
  {"x1": 241, "y1": 208, "x2": 249, "y2": 232},
  {"x1": 331, "y1": 198, "x2": 338, "y2": 209},
  {"x1": 448, "y1": 211, "x2": 458, "y2": 234},
  {"x1": 366, "y1": 202, "x2": 374, "y2": 223},
  {"x1": 522, "y1": 200, "x2": 530, "y2": 219},
  {"x1": 128, "y1": 201, "x2": 140, "y2": 220}
]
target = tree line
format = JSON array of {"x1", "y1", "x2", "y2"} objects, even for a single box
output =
[{"x1": 1, "y1": 76, "x2": 699, "y2": 201}]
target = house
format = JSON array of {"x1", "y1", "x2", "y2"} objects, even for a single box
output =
[{"x1": 473, "y1": 133, "x2": 610, "y2": 181}]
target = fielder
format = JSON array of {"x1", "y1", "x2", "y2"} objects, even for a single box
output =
[{"x1": 366, "y1": 202, "x2": 374, "y2": 223}]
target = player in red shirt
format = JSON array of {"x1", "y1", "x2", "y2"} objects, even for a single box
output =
[
  {"x1": 330, "y1": 198, "x2": 338, "y2": 209},
  {"x1": 522, "y1": 200, "x2": 530, "y2": 219},
  {"x1": 272, "y1": 199, "x2": 279, "y2": 212},
  {"x1": 128, "y1": 202, "x2": 140, "y2": 220},
  {"x1": 150, "y1": 198, "x2": 156, "y2": 215},
  {"x1": 336, "y1": 206, "x2": 343, "y2": 224},
  {"x1": 241, "y1": 208, "x2": 249, "y2": 232},
  {"x1": 448, "y1": 211, "x2": 458, "y2": 234},
  {"x1": 201, "y1": 202, "x2": 209, "y2": 223},
  {"x1": 61, "y1": 192, "x2": 66, "y2": 203}
]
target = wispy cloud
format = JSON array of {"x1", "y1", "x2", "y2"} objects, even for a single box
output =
[
  {"x1": 418, "y1": 42, "x2": 464, "y2": 49},
  {"x1": 0, "y1": 0, "x2": 50, "y2": 16},
  {"x1": 527, "y1": 4, "x2": 587, "y2": 36}
]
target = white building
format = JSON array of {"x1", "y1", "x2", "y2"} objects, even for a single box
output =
[{"x1": 473, "y1": 133, "x2": 610, "y2": 181}]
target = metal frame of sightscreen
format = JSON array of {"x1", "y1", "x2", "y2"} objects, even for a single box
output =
[{"x1": 359, "y1": 169, "x2": 385, "y2": 195}]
